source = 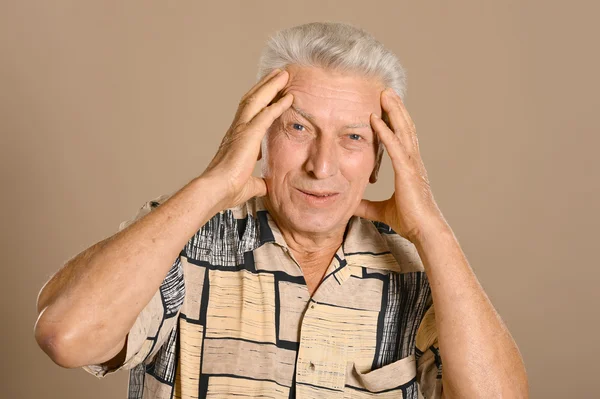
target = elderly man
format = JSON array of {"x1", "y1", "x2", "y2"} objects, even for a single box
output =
[{"x1": 34, "y1": 22, "x2": 528, "y2": 398}]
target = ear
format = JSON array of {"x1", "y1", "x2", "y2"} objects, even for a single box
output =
[
  {"x1": 369, "y1": 144, "x2": 384, "y2": 184},
  {"x1": 369, "y1": 110, "x2": 389, "y2": 184},
  {"x1": 258, "y1": 134, "x2": 267, "y2": 161}
]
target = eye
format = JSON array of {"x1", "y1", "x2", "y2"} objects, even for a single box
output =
[
  {"x1": 348, "y1": 133, "x2": 363, "y2": 141},
  {"x1": 292, "y1": 123, "x2": 305, "y2": 131}
]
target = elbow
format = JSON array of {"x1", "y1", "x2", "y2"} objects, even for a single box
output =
[
  {"x1": 516, "y1": 371, "x2": 530, "y2": 399},
  {"x1": 34, "y1": 309, "x2": 83, "y2": 369}
]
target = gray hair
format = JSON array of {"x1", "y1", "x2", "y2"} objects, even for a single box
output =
[
  {"x1": 257, "y1": 22, "x2": 405, "y2": 179},
  {"x1": 256, "y1": 21, "x2": 407, "y2": 101}
]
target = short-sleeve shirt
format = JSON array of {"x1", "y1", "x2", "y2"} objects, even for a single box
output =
[{"x1": 83, "y1": 194, "x2": 443, "y2": 398}]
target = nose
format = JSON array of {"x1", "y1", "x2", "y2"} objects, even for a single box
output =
[{"x1": 304, "y1": 135, "x2": 339, "y2": 179}]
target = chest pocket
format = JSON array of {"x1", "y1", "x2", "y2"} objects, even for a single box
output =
[
  {"x1": 344, "y1": 354, "x2": 418, "y2": 397},
  {"x1": 340, "y1": 270, "x2": 431, "y2": 397}
]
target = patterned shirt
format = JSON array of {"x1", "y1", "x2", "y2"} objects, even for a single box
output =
[{"x1": 83, "y1": 194, "x2": 443, "y2": 398}]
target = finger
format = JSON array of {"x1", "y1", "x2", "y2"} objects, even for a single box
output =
[
  {"x1": 247, "y1": 93, "x2": 294, "y2": 135},
  {"x1": 389, "y1": 89, "x2": 414, "y2": 128},
  {"x1": 354, "y1": 198, "x2": 386, "y2": 221},
  {"x1": 382, "y1": 89, "x2": 420, "y2": 152},
  {"x1": 231, "y1": 68, "x2": 284, "y2": 126},
  {"x1": 381, "y1": 89, "x2": 410, "y2": 140},
  {"x1": 249, "y1": 176, "x2": 267, "y2": 198},
  {"x1": 237, "y1": 70, "x2": 290, "y2": 124},
  {"x1": 240, "y1": 68, "x2": 282, "y2": 104},
  {"x1": 370, "y1": 113, "x2": 406, "y2": 164}
]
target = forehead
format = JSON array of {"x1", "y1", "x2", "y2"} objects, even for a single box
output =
[{"x1": 280, "y1": 65, "x2": 384, "y2": 123}]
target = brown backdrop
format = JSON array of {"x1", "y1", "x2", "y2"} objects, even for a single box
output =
[{"x1": 1, "y1": 1, "x2": 598, "y2": 398}]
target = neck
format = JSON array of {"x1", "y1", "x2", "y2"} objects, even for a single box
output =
[{"x1": 263, "y1": 197, "x2": 346, "y2": 269}]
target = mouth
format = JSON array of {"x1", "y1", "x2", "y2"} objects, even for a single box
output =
[
  {"x1": 296, "y1": 188, "x2": 340, "y2": 204},
  {"x1": 298, "y1": 189, "x2": 338, "y2": 197}
]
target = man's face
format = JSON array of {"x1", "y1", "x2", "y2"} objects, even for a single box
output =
[{"x1": 261, "y1": 65, "x2": 385, "y2": 235}]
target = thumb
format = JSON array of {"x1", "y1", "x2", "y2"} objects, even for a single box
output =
[
  {"x1": 249, "y1": 176, "x2": 267, "y2": 198},
  {"x1": 354, "y1": 199, "x2": 386, "y2": 222}
]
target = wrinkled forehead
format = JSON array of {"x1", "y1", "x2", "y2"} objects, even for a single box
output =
[{"x1": 279, "y1": 65, "x2": 384, "y2": 122}]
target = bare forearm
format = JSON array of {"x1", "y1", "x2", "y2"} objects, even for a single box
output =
[
  {"x1": 34, "y1": 175, "x2": 227, "y2": 367},
  {"x1": 414, "y1": 221, "x2": 528, "y2": 398}
]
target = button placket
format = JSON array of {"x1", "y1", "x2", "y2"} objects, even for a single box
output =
[
  {"x1": 296, "y1": 300, "x2": 317, "y2": 381},
  {"x1": 295, "y1": 299, "x2": 350, "y2": 392}
]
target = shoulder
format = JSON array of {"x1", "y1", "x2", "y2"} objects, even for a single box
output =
[
  {"x1": 181, "y1": 197, "x2": 267, "y2": 266},
  {"x1": 117, "y1": 193, "x2": 173, "y2": 231},
  {"x1": 346, "y1": 217, "x2": 426, "y2": 274}
]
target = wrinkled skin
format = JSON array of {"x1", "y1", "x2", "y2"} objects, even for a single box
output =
[{"x1": 260, "y1": 65, "x2": 385, "y2": 245}]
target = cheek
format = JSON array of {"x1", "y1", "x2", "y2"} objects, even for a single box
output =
[
  {"x1": 264, "y1": 130, "x2": 307, "y2": 178},
  {"x1": 342, "y1": 151, "x2": 376, "y2": 182}
]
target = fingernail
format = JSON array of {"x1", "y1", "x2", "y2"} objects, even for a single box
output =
[{"x1": 372, "y1": 113, "x2": 380, "y2": 119}]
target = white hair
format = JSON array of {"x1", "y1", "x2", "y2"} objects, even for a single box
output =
[
  {"x1": 256, "y1": 21, "x2": 407, "y2": 101},
  {"x1": 257, "y1": 22, "x2": 405, "y2": 177}
]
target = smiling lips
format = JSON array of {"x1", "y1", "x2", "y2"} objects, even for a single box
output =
[
  {"x1": 296, "y1": 188, "x2": 340, "y2": 205},
  {"x1": 298, "y1": 189, "x2": 338, "y2": 197}
]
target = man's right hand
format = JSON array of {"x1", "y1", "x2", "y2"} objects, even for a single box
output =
[
  {"x1": 34, "y1": 68, "x2": 293, "y2": 371},
  {"x1": 201, "y1": 68, "x2": 293, "y2": 209}
]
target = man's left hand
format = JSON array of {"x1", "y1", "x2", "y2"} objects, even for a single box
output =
[{"x1": 354, "y1": 87, "x2": 447, "y2": 243}]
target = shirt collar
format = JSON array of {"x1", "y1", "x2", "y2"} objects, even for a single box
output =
[
  {"x1": 250, "y1": 196, "x2": 403, "y2": 273},
  {"x1": 250, "y1": 196, "x2": 287, "y2": 247}
]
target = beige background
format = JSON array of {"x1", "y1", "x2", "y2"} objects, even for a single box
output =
[{"x1": 1, "y1": 1, "x2": 598, "y2": 398}]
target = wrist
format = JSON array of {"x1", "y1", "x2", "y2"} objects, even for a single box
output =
[
  {"x1": 190, "y1": 173, "x2": 233, "y2": 212},
  {"x1": 412, "y1": 216, "x2": 453, "y2": 246}
]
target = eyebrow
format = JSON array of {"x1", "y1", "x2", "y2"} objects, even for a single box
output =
[{"x1": 290, "y1": 104, "x2": 372, "y2": 129}]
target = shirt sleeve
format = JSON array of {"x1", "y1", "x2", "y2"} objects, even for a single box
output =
[
  {"x1": 82, "y1": 193, "x2": 186, "y2": 378},
  {"x1": 415, "y1": 300, "x2": 444, "y2": 398}
]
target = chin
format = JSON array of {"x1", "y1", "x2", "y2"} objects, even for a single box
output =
[
  {"x1": 285, "y1": 207, "x2": 347, "y2": 234},
  {"x1": 265, "y1": 188, "x2": 355, "y2": 234},
  {"x1": 292, "y1": 217, "x2": 334, "y2": 234}
]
